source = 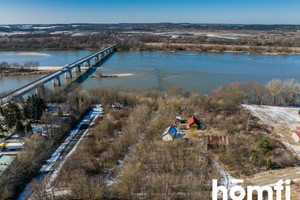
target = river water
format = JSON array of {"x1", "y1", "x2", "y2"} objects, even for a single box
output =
[{"x1": 1, "y1": 50, "x2": 300, "y2": 94}]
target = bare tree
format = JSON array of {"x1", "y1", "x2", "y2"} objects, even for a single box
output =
[{"x1": 266, "y1": 79, "x2": 283, "y2": 105}]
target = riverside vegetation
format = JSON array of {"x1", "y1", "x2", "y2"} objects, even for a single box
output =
[
  {"x1": 0, "y1": 61, "x2": 47, "y2": 77},
  {"x1": 1, "y1": 78, "x2": 298, "y2": 199},
  {"x1": 2, "y1": 23, "x2": 300, "y2": 54}
]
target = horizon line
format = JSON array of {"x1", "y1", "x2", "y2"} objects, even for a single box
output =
[{"x1": 1, "y1": 22, "x2": 300, "y2": 26}]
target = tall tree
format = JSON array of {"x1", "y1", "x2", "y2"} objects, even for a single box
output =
[
  {"x1": 266, "y1": 79, "x2": 283, "y2": 105},
  {"x1": 25, "y1": 123, "x2": 33, "y2": 136},
  {"x1": 23, "y1": 94, "x2": 47, "y2": 121},
  {"x1": 2, "y1": 102, "x2": 22, "y2": 129},
  {"x1": 15, "y1": 120, "x2": 25, "y2": 137}
]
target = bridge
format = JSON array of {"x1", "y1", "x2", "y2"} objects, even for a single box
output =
[{"x1": 0, "y1": 44, "x2": 116, "y2": 106}]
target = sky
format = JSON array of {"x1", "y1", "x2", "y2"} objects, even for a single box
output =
[{"x1": 0, "y1": 0, "x2": 300, "y2": 24}]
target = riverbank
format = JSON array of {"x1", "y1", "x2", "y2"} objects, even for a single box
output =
[
  {"x1": 0, "y1": 70, "x2": 51, "y2": 77},
  {"x1": 90, "y1": 73, "x2": 133, "y2": 78},
  {"x1": 0, "y1": 66, "x2": 92, "y2": 77},
  {"x1": 144, "y1": 42, "x2": 300, "y2": 55}
]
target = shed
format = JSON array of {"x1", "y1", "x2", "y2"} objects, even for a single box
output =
[
  {"x1": 206, "y1": 135, "x2": 229, "y2": 148},
  {"x1": 6, "y1": 143, "x2": 24, "y2": 151},
  {"x1": 188, "y1": 116, "x2": 201, "y2": 130},
  {"x1": 162, "y1": 126, "x2": 177, "y2": 141},
  {"x1": 292, "y1": 131, "x2": 300, "y2": 143}
]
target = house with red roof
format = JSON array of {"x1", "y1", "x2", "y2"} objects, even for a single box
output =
[
  {"x1": 188, "y1": 116, "x2": 200, "y2": 130},
  {"x1": 292, "y1": 131, "x2": 300, "y2": 143}
]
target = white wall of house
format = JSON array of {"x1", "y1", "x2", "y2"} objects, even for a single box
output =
[
  {"x1": 292, "y1": 132, "x2": 300, "y2": 143},
  {"x1": 162, "y1": 134, "x2": 173, "y2": 141}
]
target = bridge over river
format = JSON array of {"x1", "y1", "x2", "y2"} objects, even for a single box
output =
[{"x1": 0, "y1": 44, "x2": 116, "y2": 106}]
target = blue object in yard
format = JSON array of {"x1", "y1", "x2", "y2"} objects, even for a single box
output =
[
  {"x1": 176, "y1": 133, "x2": 185, "y2": 139},
  {"x1": 168, "y1": 126, "x2": 177, "y2": 137}
]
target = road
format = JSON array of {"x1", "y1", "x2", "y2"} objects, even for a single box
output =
[{"x1": 18, "y1": 105, "x2": 103, "y2": 200}]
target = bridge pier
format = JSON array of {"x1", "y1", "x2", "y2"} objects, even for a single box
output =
[
  {"x1": 52, "y1": 77, "x2": 61, "y2": 86},
  {"x1": 75, "y1": 65, "x2": 81, "y2": 72},
  {"x1": 65, "y1": 70, "x2": 72, "y2": 78},
  {"x1": 84, "y1": 60, "x2": 90, "y2": 68},
  {"x1": 94, "y1": 57, "x2": 99, "y2": 65}
]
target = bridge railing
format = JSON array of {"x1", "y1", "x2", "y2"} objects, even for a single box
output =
[
  {"x1": 0, "y1": 44, "x2": 117, "y2": 104},
  {"x1": 66, "y1": 44, "x2": 116, "y2": 68},
  {"x1": 1, "y1": 70, "x2": 61, "y2": 103}
]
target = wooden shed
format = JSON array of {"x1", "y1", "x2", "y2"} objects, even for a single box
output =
[
  {"x1": 188, "y1": 116, "x2": 200, "y2": 130},
  {"x1": 206, "y1": 135, "x2": 229, "y2": 148}
]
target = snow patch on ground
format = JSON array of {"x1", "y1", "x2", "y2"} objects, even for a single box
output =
[
  {"x1": 242, "y1": 104, "x2": 300, "y2": 129},
  {"x1": 18, "y1": 105, "x2": 103, "y2": 200},
  {"x1": 200, "y1": 148, "x2": 236, "y2": 189},
  {"x1": 243, "y1": 104, "x2": 300, "y2": 159},
  {"x1": 282, "y1": 141, "x2": 300, "y2": 159}
]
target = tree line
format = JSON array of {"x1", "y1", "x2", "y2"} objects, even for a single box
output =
[
  {"x1": 213, "y1": 78, "x2": 300, "y2": 106},
  {"x1": 0, "y1": 61, "x2": 39, "y2": 73},
  {"x1": 0, "y1": 94, "x2": 46, "y2": 137}
]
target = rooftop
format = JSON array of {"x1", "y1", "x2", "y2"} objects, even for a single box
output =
[{"x1": 0, "y1": 154, "x2": 16, "y2": 176}]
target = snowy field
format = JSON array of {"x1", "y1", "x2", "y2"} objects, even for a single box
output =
[
  {"x1": 243, "y1": 104, "x2": 300, "y2": 158},
  {"x1": 242, "y1": 104, "x2": 300, "y2": 130}
]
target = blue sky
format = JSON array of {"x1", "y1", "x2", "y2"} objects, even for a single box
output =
[{"x1": 0, "y1": 0, "x2": 299, "y2": 24}]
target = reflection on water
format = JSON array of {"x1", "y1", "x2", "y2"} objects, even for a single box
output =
[{"x1": 1, "y1": 50, "x2": 300, "y2": 94}]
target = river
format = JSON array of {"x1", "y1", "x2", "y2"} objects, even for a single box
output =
[{"x1": 1, "y1": 50, "x2": 300, "y2": 94}]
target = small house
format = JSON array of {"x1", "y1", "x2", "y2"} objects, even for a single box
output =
[
  {"x1": 206, "y1": 135, "x2": 229, "y2": 148},
  {"x1": 188, "y1": 116, "x2": 201, "y2": 130},
  {"x1": 162, "y1": 126, "x2": 185, "y2": 141},
  {"x1": 292, "y1": 131, "x2": 300, "y2": 143},
  {"x1": 162, "y1": 126, "x2": 177, "y2": 141}
]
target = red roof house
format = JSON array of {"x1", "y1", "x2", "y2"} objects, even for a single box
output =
[{"x1": 188, "y1": 116, "x2": 201, "y2": 130}]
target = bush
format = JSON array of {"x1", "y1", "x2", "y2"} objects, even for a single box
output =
[
  {"x1": 258, "y1": 137, "x2": 270, "y2": 154},
  {"x1": 266, "y1": 159, "x2": 272, "y2": 170}
]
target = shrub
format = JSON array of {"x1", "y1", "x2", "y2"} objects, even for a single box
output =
[
  {"x1": 266, "y1": 159, "x2": 272, "y2": 170},
  {"x1": 258, "y1": 137, "x2": 270, "y2": 154}
]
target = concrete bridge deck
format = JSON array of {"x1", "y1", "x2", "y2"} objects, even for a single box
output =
[{"x1": 0, "y1": 44, "x2": 116, "y2": 105}]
